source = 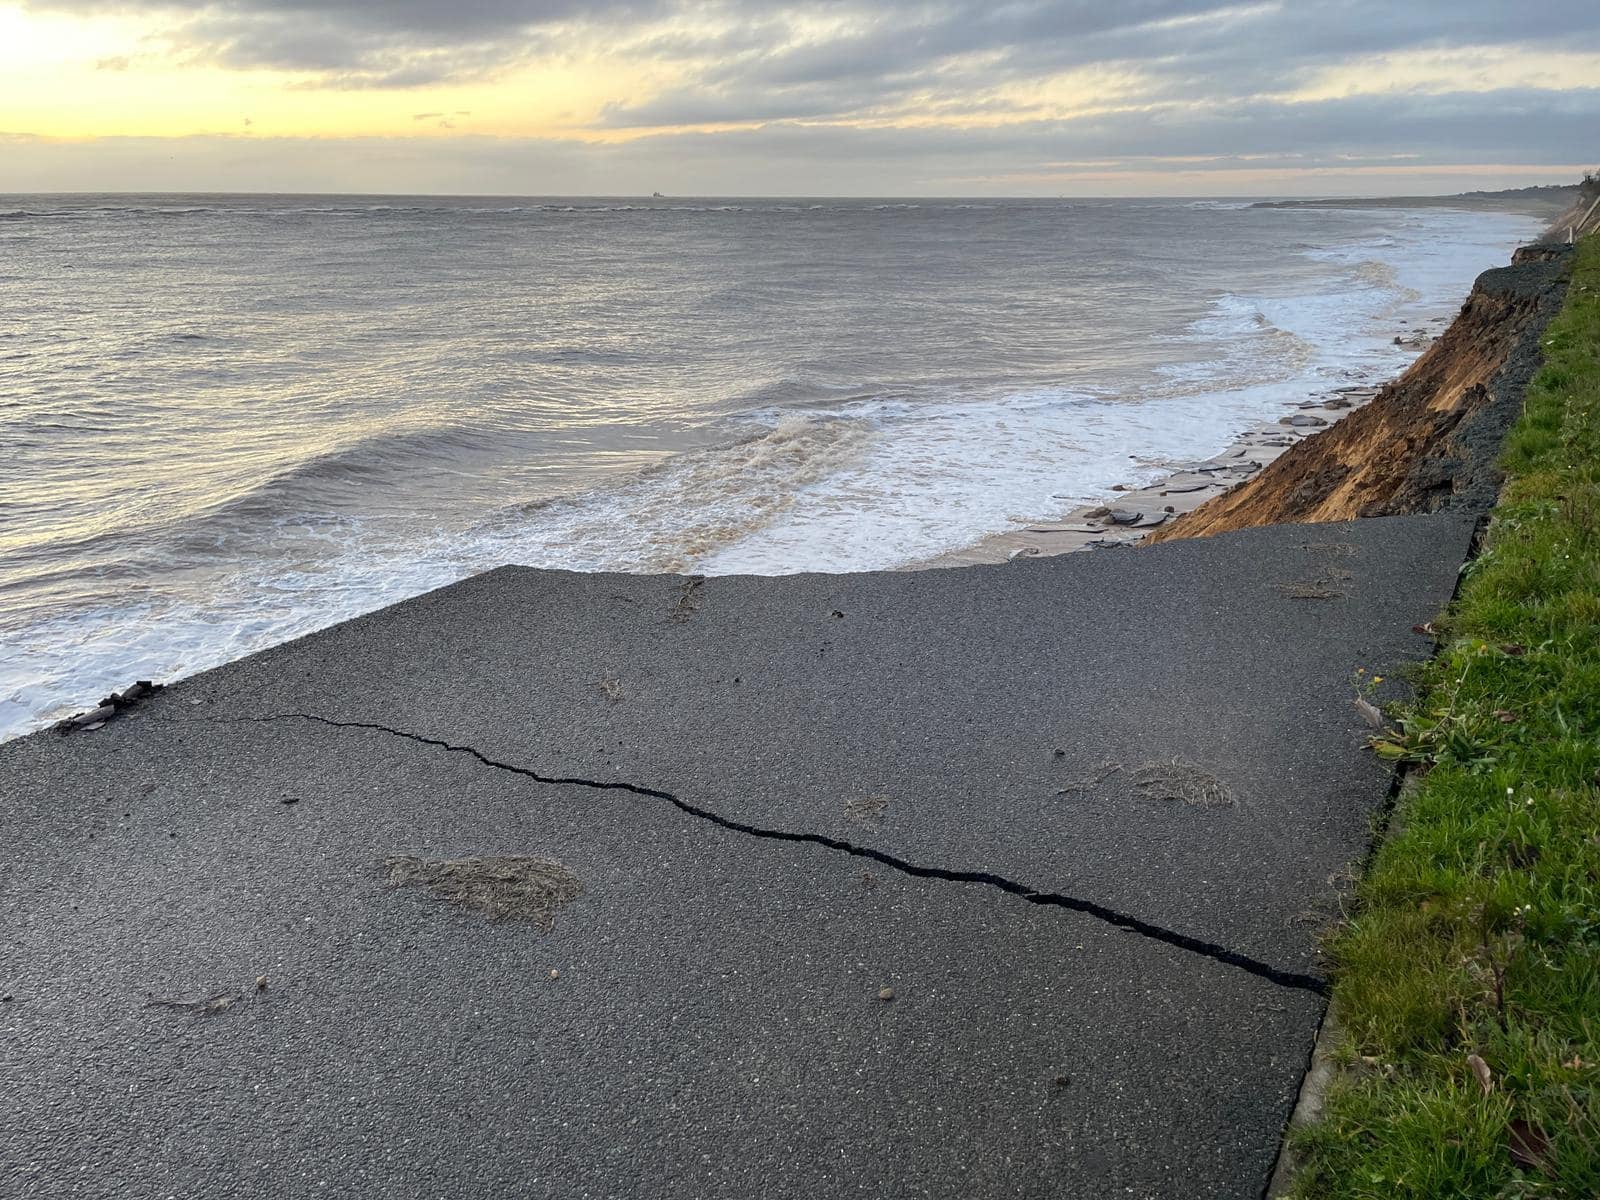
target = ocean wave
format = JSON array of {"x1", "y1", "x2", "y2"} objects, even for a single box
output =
[
  {"x1": 190, "y1": 424, "x2": 499, "y2": 526},
  {"x1": 1174, "y1": 291, "x2": 1315, "y2": 373},
  {"x1": 479, "y1": 412, "x2": 877, "y2": 573},
  {"x1": 0, "y1": 200, "x2": 1545, "y2": 741}
]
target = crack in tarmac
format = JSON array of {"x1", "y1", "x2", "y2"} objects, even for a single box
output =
[{"x1": 211, "y1": 711, "x2": 1331, "y2": 997}]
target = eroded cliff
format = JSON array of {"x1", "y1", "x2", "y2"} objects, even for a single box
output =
[{"x1": 1148, "y1": 248, "x2": 1571, "y2": 543}]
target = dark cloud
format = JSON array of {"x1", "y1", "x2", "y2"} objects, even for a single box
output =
[
  {"x1": 29, "y1": 0, "x2": 620, "y2": 83},
  {"x1": 602, "y1": 0, "x2": 1600, "y2": 128}
]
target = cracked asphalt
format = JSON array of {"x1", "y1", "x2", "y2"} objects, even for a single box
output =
[{"x1": 1, "y1": 514, "x2": 1474, "y2": 1198}]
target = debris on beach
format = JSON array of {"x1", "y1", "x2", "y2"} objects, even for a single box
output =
[
  {"x1": 54, "y1": 680, "x2": 164, "y2": 734},
  {"x1": 383, "y1": 854, "x2": 585, "y2": 928}
]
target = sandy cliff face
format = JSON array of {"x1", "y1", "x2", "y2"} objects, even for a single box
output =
[{"x1": 1148, "y1": 249, "x2": 1571, "y2": 543}]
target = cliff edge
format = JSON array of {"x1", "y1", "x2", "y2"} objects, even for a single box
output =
[{"x1": 1148, "y1": 247, "x2": 1571, "y2": 542}]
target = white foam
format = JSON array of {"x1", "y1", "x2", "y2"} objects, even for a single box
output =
[{"x1": 0, "y1": 206, "x2": 1547, "y2": 740}]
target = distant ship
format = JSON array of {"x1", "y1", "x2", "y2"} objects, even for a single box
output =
[{"x1": 652, "y1": 192, "x2": 665, "y2": 199}]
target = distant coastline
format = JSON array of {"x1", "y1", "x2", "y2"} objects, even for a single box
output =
[{"x1": 1252, "y1": 184, "x2": 1577, "y2": 219}]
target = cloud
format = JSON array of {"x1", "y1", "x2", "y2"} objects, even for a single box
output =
[
  {"x1": 27, "y1": 0, "x2": 1600, "y2": 99},
  {"x1": 4, "y1": 84, "x2": 1595, "y2": 195},
  {"x1": 13, "y1": 0, "x2": 1600, "y2": 196},
  {"x1": 28, "y1": 0, "x2": 633, "y2": 84},
  {"x1": 598, "y1": 0, "x2": 1600, "y2": 128}
]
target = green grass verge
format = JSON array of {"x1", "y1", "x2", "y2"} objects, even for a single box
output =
[{"x1": 1292, "y1": 236, "x2": 1600, "y2": 1199}]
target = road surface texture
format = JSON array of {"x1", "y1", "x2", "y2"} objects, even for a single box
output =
[{"x1": 2, "y1": 514, "x2": 1474, "y2": 1198}]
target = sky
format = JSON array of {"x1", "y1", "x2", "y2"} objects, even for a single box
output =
[{"x1": 1, "y1": 0, "x2": 1597, "y2": 196}]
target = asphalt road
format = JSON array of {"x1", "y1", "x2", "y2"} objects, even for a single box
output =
[{"x1": 1, "y1": 514, "x2": 1474, "y2": 1198}]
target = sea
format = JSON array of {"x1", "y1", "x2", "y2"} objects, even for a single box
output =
[{"x1": 0, "y1": 194, "x2": 1542, "y2": 739}]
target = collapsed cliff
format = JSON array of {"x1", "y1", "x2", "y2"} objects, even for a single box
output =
[{"x1": 1147, "y1": 247, "x2": 1571, "y2": 543}]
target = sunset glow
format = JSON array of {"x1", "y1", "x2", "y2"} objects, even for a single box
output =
[{"x1": 2, "y1": 1, "x2": 1595, "y2": 194}]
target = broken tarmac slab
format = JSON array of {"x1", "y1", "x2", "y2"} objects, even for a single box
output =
[
  {"x1": 115, "y1": 513, "x2": 1472, "y2": 974},
  {"x1": 0, "y1": 513, "x2": 1475, "y2": 1197},
  {"x1": 2, "y1": 723, "x2": 1321, "y2": 1197}
]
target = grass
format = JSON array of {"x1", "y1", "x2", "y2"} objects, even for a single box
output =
[{"x1": 1292, "y1": 235, "x2": 1600, "y2": 1198}]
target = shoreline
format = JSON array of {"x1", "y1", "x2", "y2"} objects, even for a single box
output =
[
  {"x1": 1249, "y1": 185, "x2": 1576, "y2": 220},
  {"x1": 927, "y1": 205, "x2": 1554, "y2": 569},
  {"x1": 923, "y1": 318, "x2": 1453, "y2": 568},
  {"x1": 0, "y1": 201, "x2": 1548, "y2": 739},
  {"x1": 920, "y1": 381, "x2": 1384, "y2": 566}
]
